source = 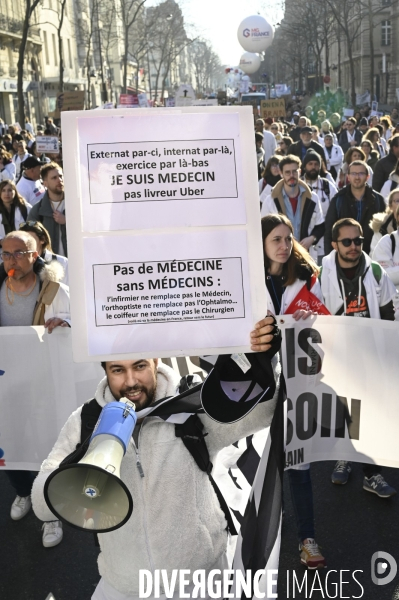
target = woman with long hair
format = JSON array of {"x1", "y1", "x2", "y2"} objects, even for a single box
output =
[
  {"x1": 363, "y1": 127, "x2": 385, "y2": 157},
  {"x1": 261, "y1": 213, "x2": 328, "y2": 570},
  {"x1": 259, "y1": 156, "x2": 282, "y2": 205},
  {"x1": 360, "y1": 139, "x2": 379, "y2": 171},
  {"x1": 380, "y1": 115, "x2": 393, "y2": 141},
  {"x1": 337, "y1": 146, "x2": 373, "y2": 188},
  {"x1": 0, "y1": 180, "x2": 31, "y2": 241},
  {"x1": 18, "y1": 220, "x2": 69, "y2": 285}
]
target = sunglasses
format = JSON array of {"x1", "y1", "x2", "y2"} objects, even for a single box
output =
[
  {"x1": 19, "y1": 221, "x2": 39, "y2": 229},
  {"x1": 337, "y1": 237, "x2": 364, "y2": 247}
]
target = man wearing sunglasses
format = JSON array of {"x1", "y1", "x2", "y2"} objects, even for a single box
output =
[
  {"x1": 320, "y1": 217, "x2": 397, "y2": 497},
  {"x1": 324, "y1": 160, "x2": 386, "y2": 255}
]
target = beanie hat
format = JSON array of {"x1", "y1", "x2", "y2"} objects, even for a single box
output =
[
  {"x1": 359, "y1": 117, "x2": 368, "y2": 127},
  {"x1": 302, "y1": 149, "x2": 321, "y2": 169}
]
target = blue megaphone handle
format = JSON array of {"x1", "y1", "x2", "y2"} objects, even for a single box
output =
[{"x1": 91, "y1": 401, "x2": 137, "y2": 454}]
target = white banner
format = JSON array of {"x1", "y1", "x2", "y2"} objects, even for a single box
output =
[
  {"x1": 281, "y1": 316, "x2": 399, "y2": 469},
  {"x1": 0, "y1": 327, "x2": 103, "y2": 471},
  {"x1": 62, "y1": 106, "x2": 266, "y2": 362},
  {"x1": 2, "y1": 319, "x2": 399, "y2": 471}
]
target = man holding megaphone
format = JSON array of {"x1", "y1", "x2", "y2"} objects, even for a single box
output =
[{"x1": 32, "y1": 316, "x2": 281, "y2": 600}]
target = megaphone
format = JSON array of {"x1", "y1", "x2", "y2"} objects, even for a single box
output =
[{"x1": 44, "y1": 399, "x2": 137, "y2": 533}]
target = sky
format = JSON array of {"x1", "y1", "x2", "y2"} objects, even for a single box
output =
[
  {"x1": 147, "y1": 0, "x2": 284, "y2": 67},
  {"x1": 181, "y1": 0, "x2": 284, "y2": 65}
]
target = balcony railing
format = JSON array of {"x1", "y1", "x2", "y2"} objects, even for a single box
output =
[{"x1": 0, "y1": 14, "x2": 40, "y2": 39}]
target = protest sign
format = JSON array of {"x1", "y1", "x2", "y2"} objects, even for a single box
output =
[
  {"x1": 280, "y1": 316, "x2": 399, "y2": 470},
  {"x1": 62, "y1": 106, "x2": 266, "y2": 361},
  {"x1": 35, "y1": 135, "x2": 59, "y2": 153},
  {"x1": 260, "y1": 99, "x2": 286, "y2": 119},
  {"x1": 174, "y1": 84, "x2": 196, "y2": 106},
  {"x1": 50, "y1": 91, "x2": 85, "y2": 118}
]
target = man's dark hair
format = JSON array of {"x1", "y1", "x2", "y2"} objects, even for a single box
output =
[
  {"x1": 332, "y1": 218, "x2": 363, "y2": 242},
  {"x1": 347, "y1": 117, "x2": 357, "y2": 126},
  {"x1": 279, "y1": 154, "x2": 301, "y2": 171},
  {"x1": 281, "y1": 136, "x2": 293, "y2": 147},
  {"x1": 101, "y1": 362, "x2": 106, "y2": 370},
  {"x1": 347, "y1": 159, "x2": 368, "y2": 175},
  {"x1": 389, "y1": 134, "x2": 399, "y2": 148}
]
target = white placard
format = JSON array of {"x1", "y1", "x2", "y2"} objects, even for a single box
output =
[
  {"x1": 62, "y1": 106, "x2": 266, "y2": 362},
  {"x1": 35, "y1": 135, "x2": 59, "y2": 153},
  {"x1": 77, "y1": 112, "x2": 245, "y2": 231},
  {"x1": 83, "y1": 230, "x2": 252, "y2": 356}
]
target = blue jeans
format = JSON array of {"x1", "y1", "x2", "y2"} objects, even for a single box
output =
[
  {"x1": 4, "y1": 470, "x2": 37, "y2": 497},
  {"x1": 287, "y1": 467, "x2": 315, "y2": 542}
]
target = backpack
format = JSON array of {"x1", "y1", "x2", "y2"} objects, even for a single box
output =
[
  {"x1": 321, "y1": 178, "x2": 331, "y2": 202},
  {"x1": 61, "y1": 386, "x2": 237, "y2": 537}
]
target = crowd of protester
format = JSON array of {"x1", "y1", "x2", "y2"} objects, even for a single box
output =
[
  {"x1": 0, "y1": 103, "x2": 398, "y2": 578},
  {"x1": 255, "y1": 104, "x2": 399, "y2": 570}
]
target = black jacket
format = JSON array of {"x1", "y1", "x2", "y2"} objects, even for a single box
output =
[
  {"x1": 27, "y1": 192, "x2": 67, "y2": 257},
  {"x1": 372, "y1": 151, "x2": 398, "y2": 192},
  {"x1": 324, "y1": 185, "x2": 386, "y2": 255},
  {"x1": 338, "y1": 129, "x2": 363, "y2": 153},
  {"x1": 287, "y1": 140, "x2": 326, "y2": 164}
]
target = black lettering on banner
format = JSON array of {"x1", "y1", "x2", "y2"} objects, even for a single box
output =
[
  {"x1": 297, "y1": 328, "x2": 322, "y2": 375},
  {"x1": 335, "y1": 397, "x2": 361, "y2": 440},
  {"x1": 296, "y1": 392, "x2": 318, "y2": 441},
  {"x1": 320, "y1": 393, "x2": 332, "y2": 438},
  {"x1": 286, "y1": 396, "x2": 294, "y2": 445},
  {"x1": 285, "y1": 327, "x2": 296, "y2": 379}
]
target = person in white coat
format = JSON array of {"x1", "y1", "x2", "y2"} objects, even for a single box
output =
[
  {"x1": 0, "y1": 150, "x2": 16, "y2": 182},
  {"x1": 322, "y1": 133, "x2": 343, "y2": 181},
  {"x1": 262, "y1": 213, "x2": 327, "y2": 569},
  {"x1": 31, "y1": 330, "x2": 280, "y2": 599},
  {"x1": 256, "y1": 118, "x2": 278, "y2": 164},
  {"x1": 0, "y1": 180, "x2": 31, "y2": 242},
  {"x1": 260, "y1": 154, "x2": 325, "y2": 262},
  {"x1": 300, "y1": 149, "x2": 338, "y2": 264},
  {"x1": 320, "y1": 217, "x2": 397, "y2": 497},
  {"x1": 372, "y1": 203, "x2": 399, "y2": 319},
  {"x1": 369, "y1": 189, "x2": 399, "y2": 255}
]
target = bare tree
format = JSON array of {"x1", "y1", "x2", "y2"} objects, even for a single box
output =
[
  {"x1": 117, "y1": 0, "x2": 147, "y2": 94},
  {"x1": 189, "y1": 40, "x2": 222, "y2": 95},
  {"x1": 57, "y1": 0, "x2": 68, "y2": 92},
  {"x1": 75, "y1": 0, "x2": 102, "y2": 108},
  {"x1": 147, "y1": 0, "x2": 195, "y2": 102},
  {"x1": 17, "y1": 0, "x2": 41, "y2": 124}
]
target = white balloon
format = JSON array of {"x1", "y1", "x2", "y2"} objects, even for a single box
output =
[
  {"x1": 237, "y1": 15, "x2": 274, "y2": 53},
  {"x1": 239, "y1": 52, "x2": 261, "y2": 75}
]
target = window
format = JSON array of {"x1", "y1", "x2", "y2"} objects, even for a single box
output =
[
  {"x1": 382, "y1": 0, "x2": 391, "y2": 5},
  {"x1": 52, "y1": 33, "x2": 58, "y2": 65},
  {"x1": 67, "y1": 38, "x2": 73, "y2": 68},
  {"x1": 43, "y1": 31, "x2": 50, "y2": 65},
  {"x1": 381, "y1": 20, "x2": 391, "y2": 45}
]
